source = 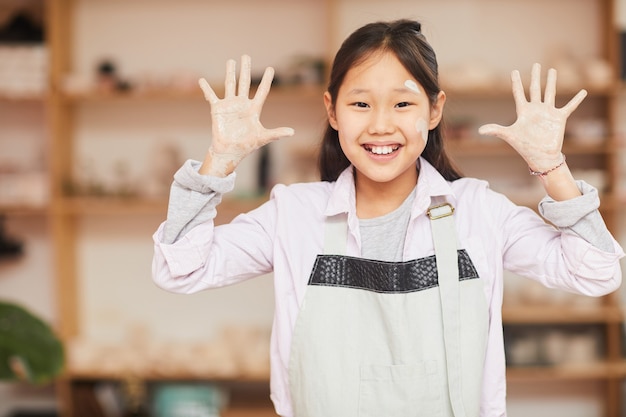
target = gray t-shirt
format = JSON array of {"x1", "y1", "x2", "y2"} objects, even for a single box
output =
[{"x1": 359, "y1": 188, "x2": 415, "y2": 262}]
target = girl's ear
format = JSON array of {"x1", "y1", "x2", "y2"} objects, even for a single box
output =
[
  {"x1": 324, "y1": 91, "x2": 338, "y2": 130},
  {"x1": 429, "y1": 90, "x2": 446, "y2": 130}
]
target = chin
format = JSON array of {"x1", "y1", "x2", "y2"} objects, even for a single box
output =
[{"x1": 356, "y1": 170, "x2": 405, "y2": 185}]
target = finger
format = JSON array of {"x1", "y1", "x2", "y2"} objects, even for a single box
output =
[
  {"x1": 225, "y1": 59, "x2": 237, "y2": 97},
  {"x1": 544, "y1": 68, "x2": 557, "y2": 106},
  {"x1": 261, "y1": 126, "x2": 296, "y2": 143},
  {"x1": 478, "y1": 124, "x2": 514, "y2": 147},
  {"x1": 529, "y1": 63, "x2": 541, "y2": 102},
  {"x1": 478, "y1": 123, "x2": 520, "y2": 151},
  {"x1": 478, "y1": 123, "x2": 507, "y2": 138},
  {"x1": 238, "y1": 55, "x2": 252, "y2": 97},
  {"x1": 198, "y1": 78, "x2": 219, "y2": 103},
  {"x1": 253, "y1": 66, "x2": 275, "y2": 105},
  {"x1": 510, "y1": 70, "x2": 527, "y2": 111},
  {"x1": 560, "y1": 89, "x2": 588, "y2": 116}
]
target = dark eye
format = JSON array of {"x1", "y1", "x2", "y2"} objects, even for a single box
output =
[
  {"x1": 353, "y1": 102, "x2": 369, "y2": 108},
  {"x1": 395, "y1": 102, "x2": 411, "y2": 108}
]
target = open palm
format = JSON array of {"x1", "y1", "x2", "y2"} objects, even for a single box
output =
[
  {"x1": 199, "y1": 55, "x2": 294, "y2": 175},
  {"x1": 478, "y1": 63, "x2": 587, "y2": 173}
]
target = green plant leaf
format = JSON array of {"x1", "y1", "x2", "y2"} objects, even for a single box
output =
[{"x1": 0, "y1": 301, "x2": 64, "y2": 384}]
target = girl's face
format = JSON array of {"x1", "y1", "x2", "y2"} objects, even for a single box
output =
[{"x1": 324, "y1": 51, "x2": 445, "y2": 192}]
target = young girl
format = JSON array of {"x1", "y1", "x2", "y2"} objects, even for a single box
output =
[{"x1": 152, "y1": 19, "x2": 623, "y2": 417}]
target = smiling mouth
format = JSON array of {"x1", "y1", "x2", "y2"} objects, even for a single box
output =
[{"x1": 363, "y1": 144, "x2": 401, "y2": 155}]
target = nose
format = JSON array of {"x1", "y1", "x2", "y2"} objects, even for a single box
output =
[{"x1": 368, "y1": 107, "x2": 395, "y2": 135}]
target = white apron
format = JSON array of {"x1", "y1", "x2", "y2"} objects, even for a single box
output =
[{"x1": 288, "y1": 200, "x2": 489, "y2": 417}]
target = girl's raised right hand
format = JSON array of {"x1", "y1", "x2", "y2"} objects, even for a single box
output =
[{"x1": 198, "y1": 55, "x2": 295, "y2": 177}]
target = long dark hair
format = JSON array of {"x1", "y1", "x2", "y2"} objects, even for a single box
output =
[{"x1": 318, "y1": 19, "x2": 462, "y2": 182}]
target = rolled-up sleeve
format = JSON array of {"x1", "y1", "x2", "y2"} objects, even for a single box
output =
[
  {"x1": 539, "y1": 180, "x2": 617, "y2": 253},
  {"x1": 161, "y1": 159, "x2": 236, "y2": 244},
  {"x1": 153, "y1": 221, "x2": 219, "y2": 293},
  {"x1": 152, "y1": 159, "x2": 233, "y2": 293},
  {"x1": 503, "y1": 180, "x2": 624, "y2": 296}
]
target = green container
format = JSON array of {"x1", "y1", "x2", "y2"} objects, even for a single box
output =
[{"x1": 152, "y1": 383, "x2": 226, "y2": 417}]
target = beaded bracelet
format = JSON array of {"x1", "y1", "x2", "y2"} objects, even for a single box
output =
[{"x1": 528, "y1": 155, "x2": 566, "y2": 177}]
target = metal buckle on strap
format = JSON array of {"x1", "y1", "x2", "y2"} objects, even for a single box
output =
[{"x1": 427, "y1": 203, "x2": 455, "y2": 220}]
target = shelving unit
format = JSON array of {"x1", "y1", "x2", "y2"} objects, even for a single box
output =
[
  {"x1": 62, "y1": 374, "x2": 277, "y2": 417},
  {"x1": 0, "y1": 95, "x2": 50, "y2": 217},
  {"x1": 45, "y1": 1, "x2": 326, "y2": 415},
  {"x1": 0, "y1": 0, "x2": 52, "y2": 313},
  {"x1": 437, "y1": 1, "x2": 625, "y2": 407},
  {"x1": 2, "y1": 0, "x2": 615, "y2": 416},
  {"x1": 0, "y1": 1, "x2": 57, "y2": 413}
]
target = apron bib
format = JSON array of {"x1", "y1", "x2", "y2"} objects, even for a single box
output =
[{"x1": 288, "y1": 201, "x2": 489, "y2": 417}]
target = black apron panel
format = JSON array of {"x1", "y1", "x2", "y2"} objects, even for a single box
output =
[{"x1": 308, "y1": 249, "x2": 479, "y2": 294}]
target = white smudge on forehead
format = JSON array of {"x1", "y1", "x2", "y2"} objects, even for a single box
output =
[
  {"x1": 404, "y1": 79, "x2": 421, "y2": 94},
  {"x1": 416, "y1": 118, "x2": 428, "y2": 145}
]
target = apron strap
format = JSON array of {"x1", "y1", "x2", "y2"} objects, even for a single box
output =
[
  {"x1": 428, "y1": 197, "x2": 467, "y2": 417},
  {"x1": 324, "y1": 213, "x2": 348, "y2": 256}
]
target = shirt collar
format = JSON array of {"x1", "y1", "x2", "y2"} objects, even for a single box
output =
[
  {"x1": 414, "y1": 157, "x2": 457, "y2": 214},
  {"x1": 324, "y1": 157, "x2": 457, "y2": 217},
  {"x1": 324, "y1": 165, "x2": 356, "y2": 216}
]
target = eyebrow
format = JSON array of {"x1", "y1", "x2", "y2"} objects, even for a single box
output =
[
  {"x1": 345, "y1": 88, "x2": 369, "y2": 95},
  {"x1": 346, "y1": 87, "x2": 415, "y2": 95}
]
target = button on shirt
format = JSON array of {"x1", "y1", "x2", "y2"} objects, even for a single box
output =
[{"x1": 152, "y1": 157, "x2": 623, "y2": 417}]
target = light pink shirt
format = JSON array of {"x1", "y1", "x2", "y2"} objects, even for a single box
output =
[{"x1": 153, "y1": 158, "x2": 623, "y2": 417}]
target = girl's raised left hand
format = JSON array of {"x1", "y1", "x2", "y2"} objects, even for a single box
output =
[{"x1": 478, "y1": 63, "x2": 587, "y2": 175}]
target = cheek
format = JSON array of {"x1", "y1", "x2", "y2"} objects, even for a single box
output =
[
  {"x1": 415, "y1": 118, "x2": 429, "y2": 145},
  {"x1": 338, "y1": 129, "x2": 359, "y2": 155},
  {"x1": 335, "y1": 113, "x2": 362, "y2": 142}
]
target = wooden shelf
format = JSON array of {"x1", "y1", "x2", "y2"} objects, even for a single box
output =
[
  {"x1": 60, "y1": 88, "x2": 205, "y2": 103},
  {"x1": 0, "y1": 94, "x2": 47, "y2": 102},
  {"x1": 63, "y1": 370, "x2": 270, "y2": 383},
  {"x1": 62, "y1": 372, "x2": 275, "y2": 416},
  {"x1": 448, "y1": 139, "x2": 617, "y2": 156},
  {"x1": 502, "y1": 305, "x2": 623, "y2": 324},
  {"x1": 445, "y1": 83, "x2": 620, "y2": 99},
  {"x1": 0, "y1": 203, "x2": 49, "y2": 216},
  {"x1": 507, "y1": 361, "x2": 618, "y2": 382},
  {"x1": 53, "y1": 196, "x2": 168, "y2": 216},
  {"x1": 58, "y1": 84, "x2": 325, "y2": 104},
  {"x1": 222, "y1": 409, "x2": 277, "y2": 417},
  {"x1": 507, "y1": 360, "x2": 626, "y2": 382},
  {"x1": 53, "y1": 195, "x2": 267, "y2": 221}
]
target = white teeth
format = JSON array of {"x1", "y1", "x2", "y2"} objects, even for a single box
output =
[{"x1": 369, "y1": 145, "x2": 397, "y2": 155}]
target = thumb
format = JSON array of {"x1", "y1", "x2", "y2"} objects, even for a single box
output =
[
  {"x1": 478, "y1": 123, "x2": 507, "y2": 138},
  {"x1": 261, "y1": 126, "x2": 296, "y2": 143},
  {"x1": 198, "y1": 78, "x2": 218, "y2": 103}
]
